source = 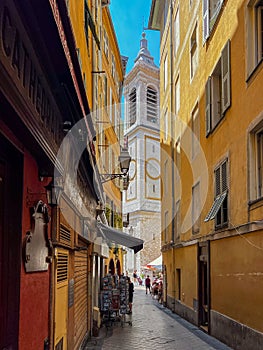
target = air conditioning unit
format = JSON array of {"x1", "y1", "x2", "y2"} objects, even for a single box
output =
[{"x1": 102, "y1": 0, "x2": 110, "y2": 7}]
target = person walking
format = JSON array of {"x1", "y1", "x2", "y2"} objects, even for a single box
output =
[
  {"x1": 145, "y1": 275, "x2": 151, "y2": 294},
  {"x1": 133, "y1": 270, "x2": 138, "y2": 285},
  {"x1": 127, "y1": 277, "x2": 134, "y2": 313}
]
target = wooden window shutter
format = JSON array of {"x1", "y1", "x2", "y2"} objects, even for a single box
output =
[
  {"x1": 221, "y1": 40, "x2": 231, "y2": 114},
  {"x1": 205, "y1": 77, "x2": 211, "y2": 135},
  {"x1": 57, "y1": 251, "x2": 68, "y2": 283},
  {"x1": 221, "y1": 160, "x2": 228, "y2": 192},
  {"x1": 203, "y1": 0, "x2": 209, "y2": 42},
  {"x1": 215, "y1": 167, "x2": 221, "y2": 196}
]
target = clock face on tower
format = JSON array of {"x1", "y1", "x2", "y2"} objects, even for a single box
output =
[
  {"x1": 145, "y1": 158, "x2": 160, "y2": 179},
  {"x1": 129, "y1": 160, "x2": 136, "y2": 180}
]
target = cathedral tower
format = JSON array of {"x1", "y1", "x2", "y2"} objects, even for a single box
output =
[{"x1": 123, "y1": 33, "x2": 160, "y2": 274}]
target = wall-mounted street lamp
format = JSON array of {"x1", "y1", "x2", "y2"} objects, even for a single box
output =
[
  {"x1": 45, "y1": 181, "x2": 63, "y2": 207},
  {"x1": 100, "y1": 147, "x2": 131, "y2": 184}
]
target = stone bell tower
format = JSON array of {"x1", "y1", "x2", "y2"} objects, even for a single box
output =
[{"x1": 122, "y1": 32, "x2": 161, "y2": 275}]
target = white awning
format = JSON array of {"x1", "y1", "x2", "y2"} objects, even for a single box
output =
[{"x1": 147, "y1": 255, "x2": 162, "y2": 267}]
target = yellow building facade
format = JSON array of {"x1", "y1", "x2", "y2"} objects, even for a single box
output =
[
  {"x1": 56, "y1": 0, "x2": 126, "y2": 347},
  {"x1": 149, "y1": 1, "x2": 263, "y2": 349}
]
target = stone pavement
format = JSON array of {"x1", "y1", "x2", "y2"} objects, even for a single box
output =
[{"x1": 83, "y1": 286, "x2": 233, "y2": 350}]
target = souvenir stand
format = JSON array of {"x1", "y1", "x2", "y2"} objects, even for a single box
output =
[
  {"x1": 100, "y1": 274, "x2": 132, "y2": 328},
  {"x1": 119, "y1": 275, "x2": 132, "y2": 327},
  {"x1": 100, "y1": 274, "x2": 120, "y2": 327}
]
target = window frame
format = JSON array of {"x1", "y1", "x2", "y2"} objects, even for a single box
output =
[
  {"x1": 175, "y1": 75, "x2": 180, "y2": 115},
  {"x1": 192, "y1": 181, "x2": 201, "y2": 235},
  {"x1": 203, "y1": 0, "x2": 224, "y2": 42},
  {"x1": 190, "y1": 23, "x2": 198, "y2": 79},
  {"x1": 204, "y1": 159, "x2": 228, "y2": 227},
  {"x1": 174, "y1": 7, "x2": 180, "y2": 57},
  {"x1": 128, "y1": 88, "x2": 136, "y2": 127},
  {"x1": 247, "y1": 1, "x2": 263, "y2": 77},
  {"x1": 164, "y1": 54, "x2": 168, "y2": 91},
  {"x1": 146, "y1": 86, "x2": 158, "y2": 123},
  {"x1": 191, "y1": 104, "x2": 200, "y2": 160},
  {"x1": 205, "y1": 40, "x2": 231, "y2": 136}
]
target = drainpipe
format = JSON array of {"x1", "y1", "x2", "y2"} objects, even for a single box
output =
[{"x1": 169, "y1": 0, "x2": 176, "y2": 312}]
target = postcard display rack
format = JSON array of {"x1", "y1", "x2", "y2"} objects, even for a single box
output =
[
  {"x1": 100, "y1": 274, "x2": 132, "y2": 327},
  {"x1": 119, "y1": 275, "x2": 132, "y2": 326},
  {"x1": 101, "y1": 274, "x2": 120, "y2": 326}
]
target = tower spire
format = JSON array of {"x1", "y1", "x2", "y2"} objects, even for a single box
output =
[{"x1": 134, "y1": 32, "x2": 157, "y2": 66}]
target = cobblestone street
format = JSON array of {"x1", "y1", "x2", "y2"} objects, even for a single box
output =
[{"x1": 84, "y1": 286, "x2": 233, "y2": 350}]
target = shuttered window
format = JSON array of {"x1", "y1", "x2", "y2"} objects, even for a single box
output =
[
  {"x1": 175, "y1": 200, "x2": 181, "y2": 239},
  {"x1": 57, "y1": 252, "x2": 68, "y2": 283},
  {"x1": 147, "y1": 87, "x2": 157, "y2": 123},
  {"x1": 174, "y1": 8, "x2": 180, "y2": 56},
  {"x1": 221, "y1": 41, "x2": 231, "y2": 113},
  {"x1": 129, "y1": 88, "x2": 136, "y2": 127},
  {"x1": 192, "y1": 183, "x2": 200, "y2": 234},
  {"x1": 205, "y1": 40, "x2": 231, "y2": 136},
  {"x1": 203, "y1": 0, "x2": 209, "y2": 42},
  {"x1": 203, "y1": 0, "x2": 224, "y2": 42},
  {"x1": 84, "y1": 0, "x2": 100, "y2": 49},
  {"x1": 205, "y1": 159, "x2": 228, "y2": 227},
  {"x1": 205, "y1": 78, "x2": 211, "y2": 135},
  {"x1": 60, "y1": 224, "x2": 71, "y2": 247},
  {"x1": 190, "y1": 24, "x2": 198, "y2": 79}
]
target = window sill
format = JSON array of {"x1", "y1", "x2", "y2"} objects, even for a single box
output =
[{"x1": 248, "y1": 197, "x2": 263, "y2": 209}]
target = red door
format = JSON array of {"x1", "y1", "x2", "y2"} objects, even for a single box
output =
[{"x1": 0, "y1": 136, "x2": 23, "y2": 350}]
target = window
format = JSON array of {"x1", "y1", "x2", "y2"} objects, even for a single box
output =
[
  {"x1": 111, "y1": 55, "x2": 116, "y2": 81},
  {"x1": 203, "y1": 0, "x2": 224, "y2": 42},
  {"x1": 190, "y1": 24, "x2": 198, "y2": 79},
  {"x1": 147, "y1": 86, "x2": 158, "y2": 123},
  {"x1": 176, "y1": 268, "x2": 181, "y2": 300},
  {"x1": 164, "y1": 159, "x2": 168, "y2": 195},
  {"x1": 103, "y1": 29, "x2": 109, "y2": 58},
  {"x1": 76, "y1": 48, "x2": 82, "y2": 69},
  {"x1": 175, "y1": 200, "x2": 181, "y2": 238},
  {"x1": 164, "y1": 0, "x2": 169, "y2": 31},
  {"x1": 191, "y1": 104, "x2": 200, "y2": 159},
  {"x1": 174, "y1": 8, "x2": 180, "y2": 56},
  {"x1": 205, "y1": 159, "x2": 228, "y2": 227},
  {"x1": 206, "y1": 40, "x2": 230, "y2": 135},
  {"x1": 192, "y1": 182, "x2": 200, "y2": 234},
  {"x1": 164, "y1": 211, "x2": 169, "y2": 243},
  {"x1": 164, "y1": 108, "x2": 168, "y2": 141},
  {"x1": 249, "y1": 122, "x2": 263, "y2": 201},
  {"x1": 109, "y1": 88, "x2": 112, "y2": 121},
  {"x1": 84, "y1": 0, "x2": 100, "y2": 49},
  {"x1": 247, "y1": 1, "x2": 263, "y2": 75},
  {"x1": 175, "y1": 76, "x2": 180, "y2": 115},
  {"x1": 175, "y1": 140, "x2": 181, "y2": 185},
  {"x1": 164, "y1": 54, "x2": 168, "y2": 90},
  {"x1": 129, "y1": 88, "x2": 136, "y2": 127},
  {"x1": 104, "y1": 76, "x2": 108, "y2": 107}
]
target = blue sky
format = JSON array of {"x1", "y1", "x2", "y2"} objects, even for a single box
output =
[{"x1": 109, "y1": 0, "x2": 160, "y2": 74}]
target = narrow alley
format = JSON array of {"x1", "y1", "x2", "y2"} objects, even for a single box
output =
[{"x1": 84, "y1": 286, "x2": 232, "y2": 350}]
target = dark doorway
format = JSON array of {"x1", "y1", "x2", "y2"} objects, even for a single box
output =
[
  {"x1": 0, "y1": 135, "x2": 23, "y2": 350},
  {"x1": 109, "y1": 259, "x2": 115, "y2": 275},
  {"x1": 198, "y1": 242, "x2": 210, "y2": 330}
]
